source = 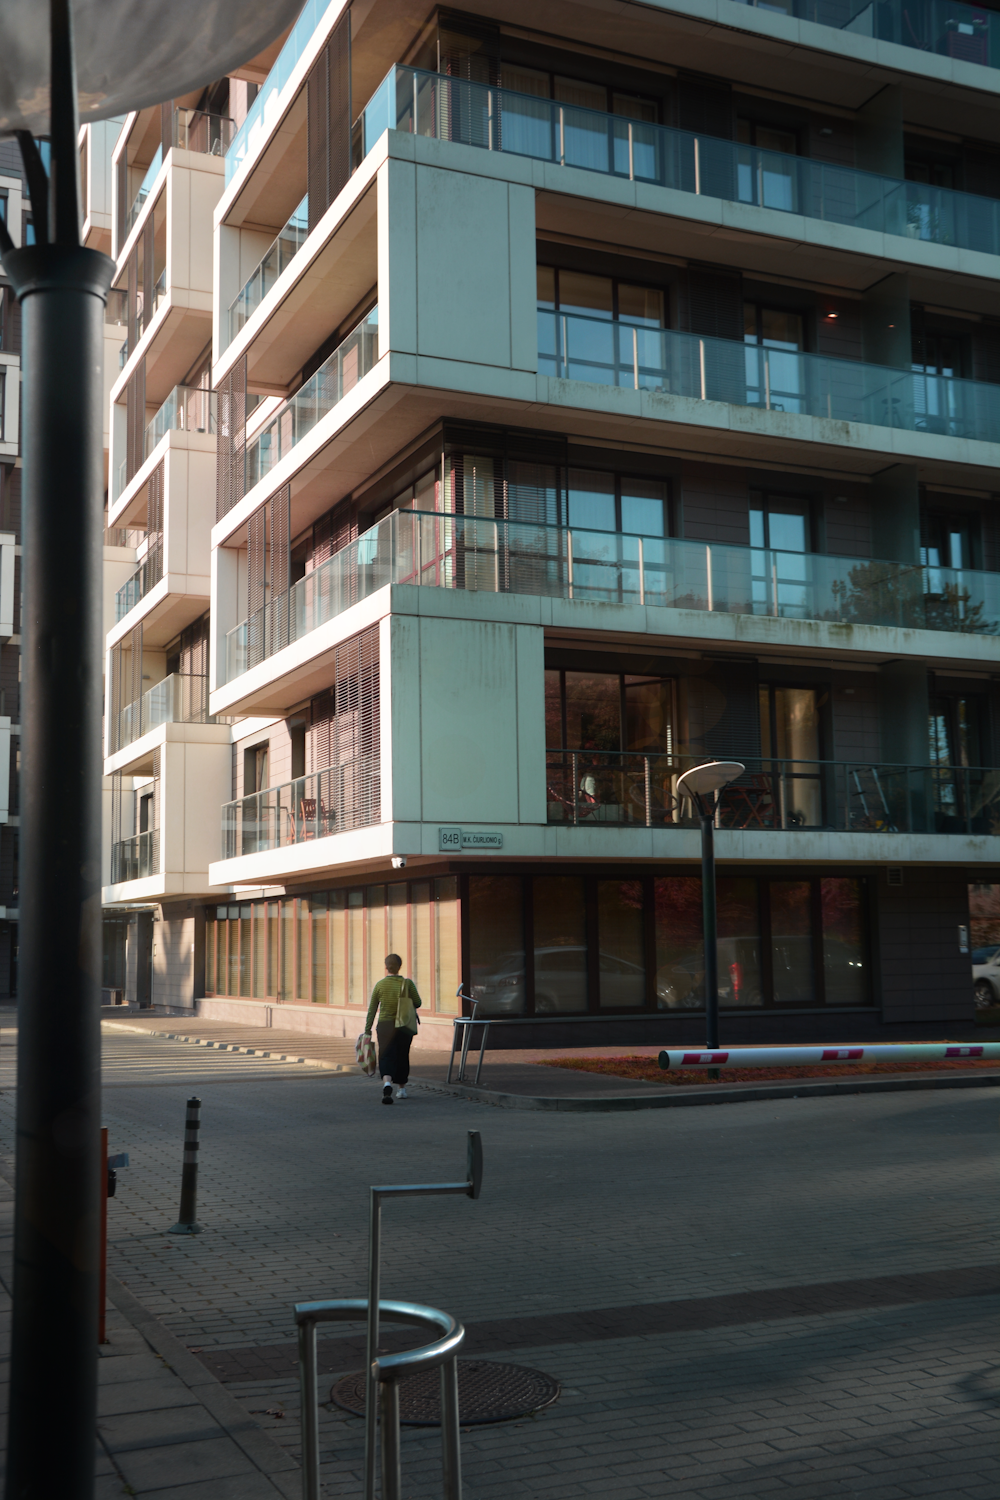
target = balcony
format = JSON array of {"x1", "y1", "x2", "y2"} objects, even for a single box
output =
[
  {"x1": 113, "y1": 673, "x2": 214, "y2": 753},
  {"x1": 221, "y1": 758, "x2": 380, "y2": 858},
  {"x1": 111, "y1": 830, "x2": 159, "y2": 884},
  {"x1": 126, "y1": 108, "x2": 234, "y2": 233},
  {"x1": 223, "y1": 509, "x2": 999, "y2": 685},
  {"x1": 355, "y1": 65, "x2": 1000, "y2": 258},
  {"x1": 540, "y1": 309, "x2": 1000, "y2": 447},
  {"x1": 734, "y1": 0, "x2": 1000, "y2": 70},
  {"x1": 546, "y1": 750, "x2": 1000, "y2": 837},
  {"x1": 228, "y1": 195, "x2": 308, "y2": 344},
  {"x1": 225, "y1": 0, "x2": 337, "y2": 185},
  {"x1": 116, "y1": 385, "x2": 216, "y2": 501},
  {"x1": 115, "y1": 540, "x2": 162, "y2": 622},
  {"x1": 241, "y1": 308, "x2": 378, "y2": 491}
]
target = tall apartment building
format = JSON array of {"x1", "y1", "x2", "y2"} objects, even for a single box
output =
[{"x1": 97, "y1": 0, "x2": 1000, "y2": 1045}]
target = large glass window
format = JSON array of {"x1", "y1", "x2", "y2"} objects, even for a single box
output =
[
  {"x1": 769, "y1": 880, "x2": 815, "y2": 1005},
  {"x1": 718, "y1": 878, "x2": 764, "y2": 1007},
  {"x1": 469, "y1": 875, "x2": 526, "y2": 1015},
  {"x1": 434, "y1": 877, "x2": 461, "y2": 1015},
  {"x1": 821, "y1": 878, "x2": 867, "y2": 1006},
  {"x1": 533, "y1": 876, "x2": 588, "y2": 1012},
  {"x1": 597, "y1": 880, "x2": 645, "y2": 1008}
]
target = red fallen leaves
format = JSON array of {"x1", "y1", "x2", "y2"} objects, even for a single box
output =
[{"x1": 541, "y1": 1055, "x2": 1000, "y2": 1085}]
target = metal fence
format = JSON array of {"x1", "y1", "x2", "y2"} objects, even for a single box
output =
[
  {"x1": 545, "y1": 750, "x2": 1000, "y2": 836},
  {"x1": 221, "y1": 756, "x2": 381, "y2": 857}
]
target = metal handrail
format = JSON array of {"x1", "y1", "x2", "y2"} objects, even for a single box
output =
[
  {"x1": 449, "y1": 989, "x2": 491, "y2": 1086},
  {"x1": 294, "y1": 1297, "x2": 464, "y2": 1500}
]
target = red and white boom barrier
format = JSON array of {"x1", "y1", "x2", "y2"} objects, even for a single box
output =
[{"x1": 658, "y1": 1042, "x2": 1000, "y2": 1070}]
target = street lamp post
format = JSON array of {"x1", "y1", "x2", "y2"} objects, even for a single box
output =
[
  {"x1": 0, "y1": 2, "x2": 301, "y2": 1495},
  {"x1": 676, "y1": 761, "x2": 745, "y2": 1050}
]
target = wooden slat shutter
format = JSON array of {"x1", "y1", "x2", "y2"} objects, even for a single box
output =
[
  {"x1": 306, "y1": 8, "x2": 351, "y2": 233},
  {"x1": 125, "y1": 359, "x2": 146, "y2": 485},
  {"x1": 333, "y1": 624, "x2": 380, "y2": 830},
  {"x1": 685, "y1": 270, "x2": 744, "y2": 342},
  {"x1": 215, "y1": 355, "x2": 246, "y2": 520}
]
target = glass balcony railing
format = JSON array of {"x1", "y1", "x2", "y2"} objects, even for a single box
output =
[
  {"x1": 221, "y1": 757, "x2": 381, "y2": 858},
  {"x1": 355, "y1": 66, "x2": 1000, "y2": 256},
  {"x1": 540, "y1": 309, "x2": 1000, "y2": 444},
  {"x1": 127, "y1": 145, "x2": 162, "y2": 233},
  {"x1": 223, "y1": 510, "x2": 999, "y2": 685},
  {"x1": 126, "y1": 108, "x2": 234, "y2": 232},
  {"x1": 114, "y1": 674, "x2": 214, "y2": 753},
  {"x1": 546, "y1": 749, "x2": 1000, "y2": 837},
  {"x1": 111, "y1": 830, "x2": 159, "y2": 883},
  {"x1": 114, "y1": 386, "x2": 216, "y2": 502},
  {"x1": 243, "y1": 308, "x2": 378, "y2": 490},
  {"x1": 115, "y1": 540, "x2": 163, "y2": 622},
  {"x1": 228, "y1": 195, "x2": 308, "y2": 344},
  {"x1": 734, "y1": 0, "x2": 1000, "y2": 71},
  {"x1": 225, "y1": 0, "x2": 339, "y2": 184},
  {"x1": 144, "y1": 385, "x2": 216, "y2": 460}
]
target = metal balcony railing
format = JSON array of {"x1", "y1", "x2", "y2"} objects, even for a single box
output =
[
  {"x1": 540, "y1": 309, "x2": 1000, "y2": 444},
  {"x1": 736, "y1": 0, "x2": 1000, "y2": 70},
  {"x1": 228, "y1": 195, "x2": 308, "y2": 343},
  {"x1": 111, "y1": 830, "x2": 160, "y2": 883},
  {"x1": 546, "y1": 750, "x2": 1000, "y2": 837},
  {"x1": 221, "y1": 757, "x2": 381, "y2": 858},
  {"x1": 354, "y1": 65, "x2": 1000, "y2": 256},
  {"x1": 115, "y1": 540, "x2": 163, "y2": 622},
  {"x1": 127, "y1": 108, "x2": 234, "y2": 231},
  {"x1": 223, "y1": 510, "x2": 999, "y2": 684},
  {"x1": 242, "y1": 308, "x2": 378, "y2": 490},
  {"x1": 114, "y1": 673, "x2": 214, "y2": 753}
]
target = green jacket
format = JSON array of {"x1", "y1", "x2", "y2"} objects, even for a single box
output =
[{"x1": 365, "y1": 976, "x2": 422, "y2": 1035}]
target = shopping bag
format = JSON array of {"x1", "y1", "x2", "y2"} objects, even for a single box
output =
[{"x1": 356, "y1": 1032, "x2": 378, "y2": 1076}]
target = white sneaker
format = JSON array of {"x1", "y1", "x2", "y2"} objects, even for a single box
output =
[{"x1": 395, "y1": 1087, "x2": 408, "y2": 1100}]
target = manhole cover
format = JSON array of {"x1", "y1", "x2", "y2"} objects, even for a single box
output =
[{"x1": 330, "y1": 1359, "x2": 560, "y2": 1426}]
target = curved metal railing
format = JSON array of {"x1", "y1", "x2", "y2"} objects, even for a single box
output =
[{"x1": 294, "y1": 1297, "x2": 465, "y2": 1500}]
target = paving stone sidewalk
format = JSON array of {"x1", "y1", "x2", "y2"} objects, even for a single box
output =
[{"x1": 0, "y1": 1168, "x2": 300, "y2": 1497}]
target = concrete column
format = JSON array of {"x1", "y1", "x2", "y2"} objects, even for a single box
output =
[
  {"x1": 856, "y1": 84, "x2": 904, "y2": 178},
  {"x1": 862, "y1": 272, "x2": 911, "y2": 369},
  {"x1": 870, "y1": 463, "x2": 920, "y2": 563}
]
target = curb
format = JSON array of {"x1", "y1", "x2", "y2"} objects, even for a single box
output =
[
  {"x1": 412, "y1": 1070, "x2": 1000, "y2": 1112},
  {"x1": 105, "y1": 1271, "x2": 300, "y2": 1498},
  {"x1": 101, "y1": 1020, "x2": 363, "y2": 1074}
]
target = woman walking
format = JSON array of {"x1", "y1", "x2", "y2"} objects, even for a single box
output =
[{"x1": 364, "y1": 954, "x2": 421, "y2": 1104}]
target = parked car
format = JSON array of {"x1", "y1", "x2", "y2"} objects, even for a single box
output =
[
  {"x1": 472, "y1": 946, "x2": 671, "y2": 1013},
  {"x1": 972, "y1": 945, "x2": 1000, "y2": 1007}
]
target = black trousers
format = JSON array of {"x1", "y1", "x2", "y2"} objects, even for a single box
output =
[{"x1": 376, "y1": 1022, "x2": 413, "y2": 1085}]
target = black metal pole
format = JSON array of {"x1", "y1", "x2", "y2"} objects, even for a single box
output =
[
  {"x1": 1, "y1": 4, "x2": 113, "y2": 1495},
  {"x1": 698, "y1": 797, "x2": 720, "y2": 1051},
  {"x1": 169, "y1": 1096, "x2": 203, "y2": 1234}
]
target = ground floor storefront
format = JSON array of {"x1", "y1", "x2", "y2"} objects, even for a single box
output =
[{"x1": 163, "y1": 862, "x2": 996, "y2": 1046}]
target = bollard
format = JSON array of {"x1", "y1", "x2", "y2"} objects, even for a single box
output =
[{"x1": 168, "y1": 1096, "x2": 203, "y2": 1234}]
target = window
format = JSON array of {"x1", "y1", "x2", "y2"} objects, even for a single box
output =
[
  {"x1": 744, "y1": 304, "x2": 804, "y2": 413},
  {"x1": 921, "y1": 512, "x2": 981, "y2": 573},
  {"x1": 736, "y1": 119, "x2": 798, "y2": 211},
  {"x1": 759, "y1": 684, "x2": 825, "y2": 826},
  {"x1": 749, "y1": 493, "x2": 811, "y2": 617},
  {"x1": 538, "y1": 266, "x2": 666, "y2": 389}
]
